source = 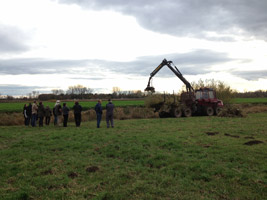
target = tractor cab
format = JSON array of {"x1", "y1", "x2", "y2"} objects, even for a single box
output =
[{"x1": 195, "y1": 88, "x2": 215, "y2": 100}]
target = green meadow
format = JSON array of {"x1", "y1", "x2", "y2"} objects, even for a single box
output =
[
  {"x1": 1, "y1": 97, "x2": 267, "y2": 113},
  {"x1": 231, "y1": 97, "x2": 267, "y2": 104},
  {"x1": 0, "y1": 113, "x2": 266, "y2": 199},
  {"x1": 0, "y1": 100, "x2": 145, "y2": 113}
]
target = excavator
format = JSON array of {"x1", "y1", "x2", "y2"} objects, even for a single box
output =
[{"x1": 144, "y1": 59, "x2": 223, "y2": 117}]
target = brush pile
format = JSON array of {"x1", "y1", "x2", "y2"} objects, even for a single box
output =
[{"x1": 218, "y1": 104, "x2": 246, "y2": 117}]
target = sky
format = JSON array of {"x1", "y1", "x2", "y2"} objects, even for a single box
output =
[{"x1": 0, "y1": 0, "x2": 267, "y2": 96}]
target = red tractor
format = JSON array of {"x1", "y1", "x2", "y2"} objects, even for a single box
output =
[{"x1": 145, "y1": 59, "x2": 223, "y2": 117}]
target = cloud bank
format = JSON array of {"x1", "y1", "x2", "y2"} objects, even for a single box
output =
[
  {"x1": 59, "y1": 0, "x2": 267, "y2": 41},
  {"x1": 0, "y1": 49, "x2": 235, "y2": 77},
  {"x1": 0, "y1": 24, "x2": 29, "y2": 53}
]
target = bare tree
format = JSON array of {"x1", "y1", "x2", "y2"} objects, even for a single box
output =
[
  {"x1": 67, "y1": 85, "x2": 93, "y2": 95},
  {"x1": 52, "y1": 89, "x2": 65, "y2": 95}
]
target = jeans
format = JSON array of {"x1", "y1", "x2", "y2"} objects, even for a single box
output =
[
  {"x1": 74, "y1": 113, "x2": 81, "y2": 127},
  {"x1": 45, "y1": 116, "x2": 50, "y2": 125},
  {"x1": 54, "y1": 115, "x2": 58, "y2": 125},
  {"x1": 31, "y1": 114, "x2": 37, "y2": 127},
  {"x1": 38, "y1": 116, "x2": 44, "y2": 127},
  {"x1": 106, "y1": 114, "x2": 114, "y2": 128},
  {"x1": 24, "y1": 117, "x2": 30, "y2": 126},
  {"x1": 96, "y1": 113, "x2": 102, "y2": 128}
]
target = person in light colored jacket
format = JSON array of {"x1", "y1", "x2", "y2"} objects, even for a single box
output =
[
  {"x1": 54, "y1": 100, "x2": 62, "y2": 126},
  {"x1": 31, "y1": 100, "x2": 38, "y2": 127}
]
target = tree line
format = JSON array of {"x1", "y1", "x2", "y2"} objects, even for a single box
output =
[{"x1": 1, "y1": 82, "x2": 266, "y2": 101}]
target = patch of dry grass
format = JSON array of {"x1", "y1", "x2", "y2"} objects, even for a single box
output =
[{"x1": 0, "y1": 107, "x2": 158, "y2": 126}]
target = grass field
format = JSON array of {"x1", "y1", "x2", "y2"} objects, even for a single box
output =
[
  {"x1": 0, "y1": 100, "x2": 145, "y2": 113},
  {"x1": 231, "y1": 97, "x2": 267, "y2": 104},
  {"x1": 1, "y1": 97, "x2": 267, "y2": 113},
  {"x1": 0, "y1": 113, "x2": 266, "y2": 199}
]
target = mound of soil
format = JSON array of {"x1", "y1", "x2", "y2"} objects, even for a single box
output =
[
  {"x1": 68, "y1": 171, "x2": 78, "y2": 179},
  {"x1": 218, "y1": 105, "x2": 245, "y2": 117},
  {"x1": 41, "y1": 169, "x2": 53, "y2": 175},
  {"x1": 86, "y1": 166, "x2": 99, "y2": 173},
  {"x1": 206, "y1": 131, "x2": 219, "y2": 136},
  {"x1": 224, "y1": 133, "x2": 240, "y2": 138},
  {"x1": 244, "y1": 140, "x2": 263, "y2": 145}
]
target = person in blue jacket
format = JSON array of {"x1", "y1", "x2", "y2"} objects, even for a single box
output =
[{"x1": 94, "y1": 100, "x2": 102, "y2": 128}]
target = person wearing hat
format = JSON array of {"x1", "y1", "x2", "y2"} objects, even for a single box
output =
[{"x1": 106, "y1": 99, "x2": 114, "y2": 128}]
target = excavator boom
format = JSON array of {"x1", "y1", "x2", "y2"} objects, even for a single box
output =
[{"x1": 145, "y1": 59, "x2": 194, "y2": 93}]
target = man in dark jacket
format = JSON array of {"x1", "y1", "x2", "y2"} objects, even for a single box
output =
[
  {"x1": 95, "y1": 100, "x2": 102, "y2": 128},
  {"x1": 73, "y1": 101, "x2": 82, "y2": 127},
  {"x1": 62, "y1": 103, "x2": 70, "y2": 127},
  {"x1": 26, "y1": 103, "x2": 32, "y2": 126},
  {"x1": 106, "y1": 99, "x2": 114, "y2": 128},
  {"x1": 37, "y1": 102, "x2": 45, "y2": 127},
  {"x1": 45, "y1": 106, "x2": 52, "y2": 125}
]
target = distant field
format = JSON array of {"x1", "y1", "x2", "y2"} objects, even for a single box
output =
[
  {"x1": 1, "y1": 98, "x2": 267, "y2": 113},
  {"x1": 231, "y1": 97, "x2": 267, "y2": 104},
  {"x1": 0, "y1": 113, "x2": 266, "y2": 199},
  {"x1": 0, "y1": 100, "x2": 145, "y2": 113}
]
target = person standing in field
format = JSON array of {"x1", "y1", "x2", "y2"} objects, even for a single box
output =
[
  {"x1": 54, "y1": 100, "x2": 62, "y2": 126},
  {"x1": 73, "y1": 101, "x2": 82, "y2": 127},
  {"x1": 31, "y1": 100, "x2": 38, "y2": 127},
  {"x1": 23, "y1": 104, "x2": 28, "y2": 126},
  {"x1": 95, "y1": 100, "x2": 103, "y2": 128},
  {"x1": 62, "y1": 103, "x2": 70, "y2": 127},
  {"x1": 106, "y1": 99, "x2": 115, "y2": 128},
  {"x1": 45, "y1": 106, "x2": 52, "y2": 125},
  {"x1": 26, "y1": 103, "x2": 32, "y2": 126},
  {"x1": 37, "y1": 102, "x2": 45, "y2": 127}
]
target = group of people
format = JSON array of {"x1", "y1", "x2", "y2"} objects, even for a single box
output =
[{"x1": 23, "y1": 99, "x2": 114, "y2": 128}]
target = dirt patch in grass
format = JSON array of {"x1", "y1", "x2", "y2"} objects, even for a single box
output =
[
  {"x1": 244, "y1": 136, "x2": 255, "y2": 139},
  {"x1": 68, "y1": 171, "x2": 78, "y2": 179},
  {"x1": 244, "y1": 140, "x2": 264, "y2": 146},
  {"x1": 206, "y1": 131, "x2": 219, "y2": 136},
  {"x1": 224, "y1": 133, "x2": 240, "y2": 138},
  {"x1": 86, "y1": 166, "x2": 99, "y2": 173},
  {"x1": 41, "y1": 169, "x2": 53, "y2": 175}
]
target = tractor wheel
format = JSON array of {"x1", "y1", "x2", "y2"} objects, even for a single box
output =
[
  {"x1": 173, "y1": 108, "x2": 182, "y2": 118},
  {"x1": 206, "y1": 107, "x2": 214, "y2": 116},
  {"x1": 183, "y1": 107, "x2": 192, "y2": 117},
  {"x1": 215, "y1": 107, "x2": 222, "y2": 115},
  {"x1": 159, "y1": 111, "x2": 165, "y2": 118}
]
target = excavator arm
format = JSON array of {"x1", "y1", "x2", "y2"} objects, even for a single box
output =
[{"x1": 145, "y1": 59, "x2": 194, "y2": 93}]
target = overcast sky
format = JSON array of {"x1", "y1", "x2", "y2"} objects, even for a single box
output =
[{"x1": 0, "y1": 0, "x2": 267, "y2": 96}]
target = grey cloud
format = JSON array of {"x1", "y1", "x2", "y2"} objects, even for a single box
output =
[
  {"x1": 0, "y1": 25, "x2": 29, "y2": 53},
  {"x1": 105, "y1": 49, "x2": 235, "y2": 76},
  {"x1": 0, "y1": 58, "x2": 89, "y2": 75},
  {"x1": 59, "y1": 0, "x2": 267, "y2": 40},
  {"x1": 0, "y1": 49, "x2": 247, "y2": 79},
  {"x1": 0, "y1": 84, "x2": 50, "y2": 96},
  {"x1": 231, "y1": 70, "x2": 267, "y2": 81}
]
